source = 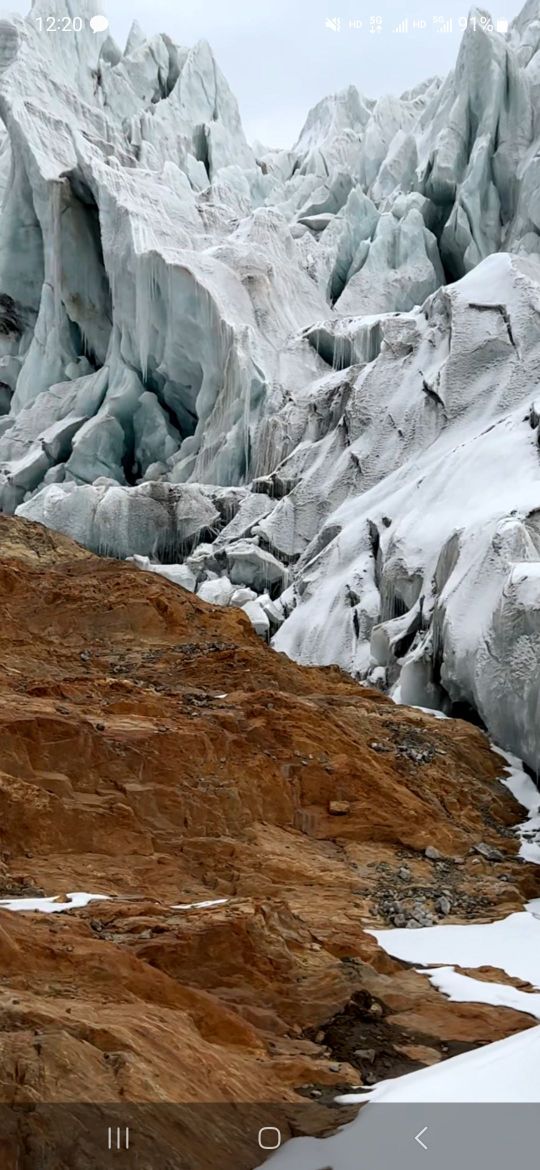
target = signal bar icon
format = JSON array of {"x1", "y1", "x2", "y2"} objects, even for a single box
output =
[
  {"x1": 393, "y1": 17, "x2": 409, "y2": 32},
  {"x1": 438, "y1": 17, "x2": 453, "y2": 32}
]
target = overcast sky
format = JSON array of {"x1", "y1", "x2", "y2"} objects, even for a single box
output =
[{"x1": 8, "y1": 0, "x2": 527, "y2": 145}]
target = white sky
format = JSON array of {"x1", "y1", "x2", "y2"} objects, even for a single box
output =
[{"x1": 6, "y1": 0, "x2": 527, "y2": 146}]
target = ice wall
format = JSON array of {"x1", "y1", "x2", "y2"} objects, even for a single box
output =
[{"x1": 3, "y1": 1, "x2": 540, "y2": 765}]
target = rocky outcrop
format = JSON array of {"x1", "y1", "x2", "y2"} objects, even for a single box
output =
[{"x1": 0, "y1": 515, "x2": 537, "y2": 1168}]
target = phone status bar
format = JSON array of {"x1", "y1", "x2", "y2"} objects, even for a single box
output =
[{"x1": 324, "y1": 13, "x2": 509, "y2": 33}]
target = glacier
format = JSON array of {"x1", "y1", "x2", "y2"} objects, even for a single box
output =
[{"x1": 2, "y1": 0, "x2": 540, "y2": 767}]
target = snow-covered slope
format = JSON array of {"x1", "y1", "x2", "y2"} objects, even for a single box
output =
[
  {"x1": 253, "y1": 754, "x2": 540, "y2": 1168},
  {"x1": 2, "y1": 1, "x2": 540, "y2": 764},
  {"x1": 257, "y1": 1024, "x2": 540, "y2": 1165}
]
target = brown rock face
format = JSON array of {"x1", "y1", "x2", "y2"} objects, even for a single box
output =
[{"x1": 0, "y1": 515, "x2": 537, "y2": 1168}]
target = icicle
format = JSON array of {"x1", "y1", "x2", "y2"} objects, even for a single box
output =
[{"x1": 51, "y1": 181, "x2": 63, "y2": 335}]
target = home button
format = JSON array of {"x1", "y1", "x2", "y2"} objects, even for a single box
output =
[{"x1": 258, "y1": 1127, "x2": 282, "y2": 1151}]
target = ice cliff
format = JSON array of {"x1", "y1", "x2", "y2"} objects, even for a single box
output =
[{"x1": 2, "y1": 0, "x2": 540, "y2": 769}]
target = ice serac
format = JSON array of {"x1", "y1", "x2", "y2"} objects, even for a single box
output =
[
  {"x1": 272, "y1": 252, "x2": 540, "y2": 770},
  {"x1": 0, "y1": 0, "x2": 328, "y2": 507},
  {"x1": 19, "y1": 480, "x2": 220, "y2": 559},
  {"x1": 2, "y1": 1, "x2": 540, "y2": 764}
]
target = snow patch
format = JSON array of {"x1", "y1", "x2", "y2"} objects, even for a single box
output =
[
  {"x1": 368, "y1": 911, "x2": 540, "y2": 991},
  {"x1": 0, "y1": 892, "x2": 110, "y2": 914},
  {"x1": 171, "y1": 898, "x2": 229, "y2": 910},
  {"x1": 422, "y1": 965, "x2": 540, "y2": 1020},
  {"x1": 495, "y1": 746, "x2": 540, "y2": 864}
]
